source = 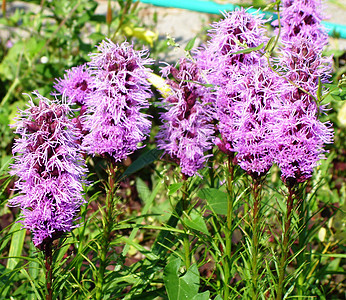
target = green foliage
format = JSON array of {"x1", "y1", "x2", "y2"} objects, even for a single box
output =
[{"x1": 0, "y1": 0, "x2": 345, "y2": 299}]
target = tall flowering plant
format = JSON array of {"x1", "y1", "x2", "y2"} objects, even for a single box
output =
[
  {"x1": 9, "y1": 92, "x2": 86, "y2": 299},
  {"x1": 156, "y1": 58, "x2": 214, "y2": 177},
  {"x1": 271, "y1": 1, "x2": 334, "y2": 298},
  {"x1": 82, "y1": 39, "x2": 153, "y2": 161},
  {"x1": 9, "y1": 92, "x2": 86, "y2": 248}
]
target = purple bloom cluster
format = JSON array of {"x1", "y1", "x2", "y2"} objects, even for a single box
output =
[
  {"x1": 279, "y1": 0, "x2": 328, "y2": 45},
  {"x1": 197, "y1": 9, "x2": 268, "y2": 85},
  {"x1": 9, "y1": 92, "x2": 86, "y2": 247},
  {"x1": 274, "y1": 0, "x2": 333, "y2": 183},
  {"x1": 81, "y1": 39, "x2": 153, "y2": 161},
  {"x1": 197, "y1": 9, "x2": 282, "y2": 176},
  {"x1": 156, "y1": 59, "x2": 214, "y2": 177},
  {"x1": 54, "y1": 64, "x2": 93, "y2": 106}
]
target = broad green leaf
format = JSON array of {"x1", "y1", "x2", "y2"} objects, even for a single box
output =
[
  {"x1": 184, "y1": 210, "x2": 209, "y2": 235},
  {"x1": 168, "y1": 182, "x2": 183, "y2": 196},
  {"x1": 331, "y1": 89, "x2": 346, "y2": 101},
  {"x1": 192, "y1": 291, "x2": 210, "y2": 300},
  {"x1": 122, "y1": 148, "x2": 163, "y2": 179},
  {"x1": 198, "y1": 188, "x2": 228, "y2": 215},
  {"x1": 164, "y1": 256, "x2": 200, "y2": 300}
]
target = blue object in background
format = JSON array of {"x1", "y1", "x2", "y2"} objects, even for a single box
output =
[{"x1": 139, "y1": 0, "x2": 346, "y2": 39}]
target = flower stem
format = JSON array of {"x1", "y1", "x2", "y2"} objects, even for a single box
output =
[
  {"x1": 182, "y1": 177, "x2": 191, "y2": 269},
  {"x1": 250, "y1": 177, "x2": 262, "y2": 300},
  {"x1": 223, "y1": 155, "x2": 234, "y2": 300},
  {"x1": 96, "y1": 160, "x2": 117, "y2": 300},
  {"x1": 276, "y1": 185, "x2": 295, "y2": 300},
  {"x1": 44, "y1": 241, "x2": 53, "y2": 300}
]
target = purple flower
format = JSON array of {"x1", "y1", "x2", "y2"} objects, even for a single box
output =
[
  {"x1": 216, "y1": 64, "x2": 282, "y2": 176},
  {"x1": 273, "y1": 0, "x2": 334, "y2": 183},
  {"x1": 54, "y1": 64, "x2": 93, "y2": 106},
  {"x1": 196, "y1": 8, "x2": 268, "y2": 87},
  {"x1": 81, "y1": 39, "x2": 153, "y2": 161},
  {"x1": 196, "y1": 9, "x2": 280, "y2": 176},
  {"x1": 156, "y1": 59, "x2": 214, "y2": 177},
  {"x1": 9, "y1": 92, "x2": 86, "y2": 247},
  {"x1": 273, "y1": 103, "x2": 333, "y2": 184},
  {"x1": 278, "y1": 0, "x2": 328, "y2": 47}
]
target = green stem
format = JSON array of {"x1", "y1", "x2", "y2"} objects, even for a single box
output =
[
  {"x1": 95, "y1": 160, "x2": 117, "y2": 300},
  {"x1": 223, "y1": 155, "x2": 234, "y2": 300},
  {"x1": 44, "y1": 241, "x2": 53, "y2": 300},
  {"x1": 276, "y1": 185, "x2": 295, "y2": 300},
  {"x1": 182, "y1": 177, "x2": 191, "y2": 269},
  {"x1": 250, "y1": 177, "x2": 263, "y2": 300}
]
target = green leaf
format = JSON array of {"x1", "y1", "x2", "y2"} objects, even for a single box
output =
[
  {"x1": 136, "y1": 177, "x2": 151, "y2": 203},
  {"x1": 317, "y1": 77, "x2": 322, "y2": 103},
  {"x1": 198, "y1": 188, "x2": 228, "y2": 215},
  {"x1": 214, "y1": 295, "x2": 223, "y2": 300},
  {"x1": 230, "y1": 43, "x2": 264, "y2": 55},
  {"x1": 185, "y1": 37, "x2": 197, "y2": 51},
  {"x1": 184, "y1": 210, "x2": 209, "y2": 235},
  {"x1": 192, "y1": 291, "x2": 210, "y2": 300},
  {"x1": 168, "y1": 182, "x2": 183, "y2": 196},
  {"x1": 164, "y1": 256, "x2": 200, "y2": 300},
  {"x1": 264, "y1": 36, "x2": 276, "y2": 53},
  {"x1": 121, "y1": 148, "x2": 163, "y2": 179},
  {"x1": 331, "y1": 88, "x2": 346, "y2": 101},
  {"x1": 6, "y1": 222, "x2": 26, "y2": 270}
]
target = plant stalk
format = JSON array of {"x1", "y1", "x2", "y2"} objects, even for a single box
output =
[
  {"x1": 182, "y1": 177, "x2": 191, "y2": 269},
  {"x1": 223, "y1": 155, "x2": 234, "y2": 300},
  {"x1": 95, "y1": 160, "x2": 117, "y2": 300},
  {"x1": 44, "y1": 241, "x2": 53, "y2": 300},
  {"x1": 276, "y1": 185, "x2": 295, "y2": 300},
  {"x1": 250, "y1": 177, "x2": 262, "y2": 300}
]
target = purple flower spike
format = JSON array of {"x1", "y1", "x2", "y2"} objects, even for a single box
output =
[
  {"x1": 196, "y1": 8, "x2": 268, "y2": 85},
  {"x1": 196, "y1": 9, "x2": 281, "y2": 176},
  {"x1": 274, "y1": 0, "x2": 334, "y2": 183},
  {"x1": 54, "y1": 64, "x2": 93, "y2": 105},
  {"x1": 82, "y1": 39, "x2": 153, "y2": 161},
  {"x1": 278, "y1": 0, "x2": 328, "y2": 47},
  {"x1": 156, "y1": 59, "x2": 215, "y2": 177},
  {"x1": 9, "y1": 92, "x2": 86, "y2": 247},
  {"x1": 217, "y1": 64, "x2": 283, "y2": 176}
]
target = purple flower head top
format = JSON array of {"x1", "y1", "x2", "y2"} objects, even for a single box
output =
[
  {"x1": 9, "y1": 92, "x2": 86, "y2": 247},
  {"x1": 278, "y1": 0, "x2": 328, "y2": 46},
  {"x1": 54, "y1": 64, "x2": 93, "y2": 106},
  {"x1": 273, "y1": 103, "x2": 333, "y2": 185},
  {"x1": 217, "y1": 63, "x2": 282, "y2": 176},
  {"x1": 196, "y1": 8, "x2": 268, "y2": 84},
  {"x1": 273, "y1": 0, "x2": 334, "y2": 184},
  {"x1": 156, "y1": 58, "x2": 215, "y2": 177},
  {"x1": 196, "y1": 9, "x2": 280, "y2": 176},
  {"x1": 82, "y1": 39, "x2": 153, "y2": 161}
]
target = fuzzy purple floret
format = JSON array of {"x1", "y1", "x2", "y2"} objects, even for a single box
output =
[
  {"x1": 9, "y1": 92, "x2": 86, "y2": 247},
  {"x1": 81, "y1": 39, "x2": 152, "y2": 161},
  {"x1": 156, "y1": 59, "x2": 215, "y2": 177},
  {"x1": 273, "y1": 0, "x2": 334, "y2": 183},
  {"x1": 196, "y1": 9, "x2": 282, "y2": 176},
  {"x1": 54, "y1": 64, "x2": 93, "y2": 105}
]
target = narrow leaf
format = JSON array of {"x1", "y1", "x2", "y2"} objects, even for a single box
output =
[
  {"x1": 185, "y1": 37, "x2": 197, "y2": 51},
  {"x1": 230, "y1": 43, "x2": 264, "y2": 55}
]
